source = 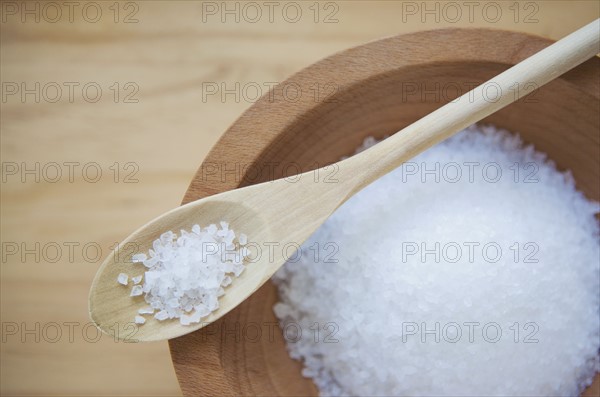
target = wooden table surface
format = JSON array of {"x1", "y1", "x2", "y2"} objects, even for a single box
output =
[{"x1": 1, "y1": 1, "x2": 598, "y2": 395}]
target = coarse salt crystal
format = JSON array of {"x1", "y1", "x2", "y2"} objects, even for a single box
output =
[
  {"x1": 124, "y1": 223, "x2": 249, "y2": 326},
  {"x1": 154, "y1": 311, "x2": 168, "y2": 321},
  {"x1": 117, "y1": 273, "x2": 128, "y2": 285},
  {"x1": 138, "y1": 306, "x2": 154, "y2": 315},
  {"x1": 134, "y1": 315, "x2": 146, "y2": 324},
  {"x1": 130, "y1": 285, "x2": 143, "y2": 297},
  {"x1": 206, "y1": 224, "x2": 217, "y2": 235}
]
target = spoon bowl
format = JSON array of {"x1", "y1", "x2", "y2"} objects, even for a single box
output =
[{"x1": 89, "y1": 178, "x2": 340, "y2": 341}]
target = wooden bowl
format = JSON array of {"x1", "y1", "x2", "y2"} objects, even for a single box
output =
[{"x1": 169, "y1": 28, "x2": 599, "y2": 396}]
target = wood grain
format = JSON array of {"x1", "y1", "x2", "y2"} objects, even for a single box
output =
[
  {"x1": 171, "y1": 27, "x2": 600, "y2": 397},
  {"x1": 1, "y1": 1, "x2": 598, "y2": 396}
]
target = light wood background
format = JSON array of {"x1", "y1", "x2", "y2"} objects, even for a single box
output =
[{"x1": 1, "y1": 1, "x2": 598, "y2": 395}]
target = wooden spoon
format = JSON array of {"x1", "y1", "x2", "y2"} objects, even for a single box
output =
[{"x1": 89, "y1": 19, "x2": 600, "y2": 342}]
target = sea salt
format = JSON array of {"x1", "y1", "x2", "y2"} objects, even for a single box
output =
[
  {"x1": 117, "y1": 273, "x2": 128, "y2": 285},
  {"x1": 130, "y1": 285, "x2": 143, "y2": 297},
  {"x1": 138, "y1": 306, "x2": 154, "y2": 315},
  {"x1": 127, "y1": 223, "x2": 250, "y2": 326},
  {"x1": 272, "y1": 124, "x2": 600, "y2": 396},
  {"x1": 134, "y1": 315, "x2": 146, "y2": 325}
]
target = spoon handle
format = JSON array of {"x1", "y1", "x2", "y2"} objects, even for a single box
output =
[{"x1": 344, "y1": 19, "x2": 600, "y2": 195}]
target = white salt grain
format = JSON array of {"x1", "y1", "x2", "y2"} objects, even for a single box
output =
[
  {"x1": 130, "y1": 285, "x2": 143, "y2": 297},
  {"x1": 207, "y1": 224, "x2": 217, "y2": 235},
  {"x1": 154, "y1": 310, "x2": 168, "y2": 321},
  {"x1": 127, "y1": 223, "x2": 249, "y2": 326},
  {"x1": 134, "y1": 315, "x2": 146, "y2": 324},
  {"x1": 117, "y1": 273, "x2": 128, "y2": 285},
  {"x1": 273, "y1": 124, "x2": 600, "y2": 396},
  {"x1": 138, "y1": 306, "x2": 154, "y2": 315}
]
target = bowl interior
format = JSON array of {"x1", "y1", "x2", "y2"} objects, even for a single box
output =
[{"x1": 170, "y1": 30, "x2": 599, "y2": 397}]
